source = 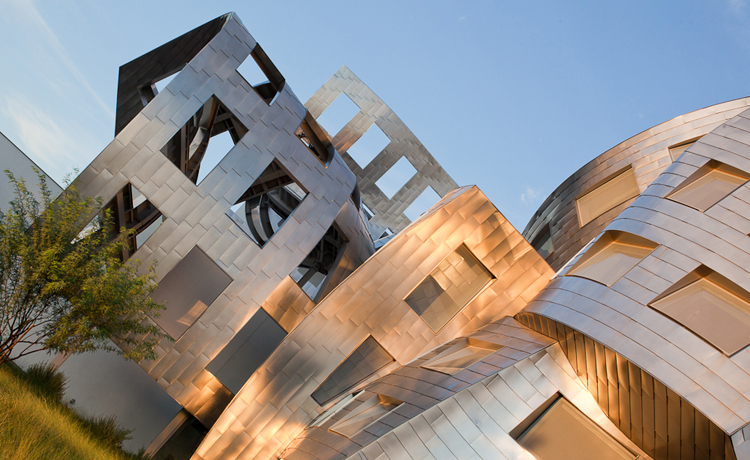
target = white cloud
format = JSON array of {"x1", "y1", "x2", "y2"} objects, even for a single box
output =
[
  {"x1": 3, "y1": 0, "x2": 114, "y2": 120},
  {"x1": 520, "y1": 185, "x2": 542, "y2": 204},
  {"x1": 4, "y1": 93, "x2": 96, "y2": 183}
]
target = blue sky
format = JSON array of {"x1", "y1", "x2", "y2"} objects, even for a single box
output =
[{"x1": 1, "y1": 0, "x2": 750, "y2": 230}]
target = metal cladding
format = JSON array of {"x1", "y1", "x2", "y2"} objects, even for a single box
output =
[{"x1": 48, "y1": 11, "x2": 750, "y2": 460}]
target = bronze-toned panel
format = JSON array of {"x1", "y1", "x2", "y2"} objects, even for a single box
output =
[{"x1": 516, "y1": 312, "x2": 736, "y2": 460}]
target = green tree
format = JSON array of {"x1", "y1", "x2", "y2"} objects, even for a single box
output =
[{"x1": 0, "y1": 171, "x2": 166, "y2": 364}]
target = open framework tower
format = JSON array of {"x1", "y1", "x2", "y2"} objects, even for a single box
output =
[{"x1": 47, "y1": 11, "x2": 750, "y2": 460}]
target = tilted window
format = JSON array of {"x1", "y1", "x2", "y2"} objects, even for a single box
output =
[
  {"x1": 576, "y1": 168, "x2": 639, "y2": 227},
  {"x1": 667, "y1": 159, "x2": 750, "y2": 211},
  {"x1": 421, "y1": 338, "x2": 502, "y2": 375},
  {"x1": 566, "y1": 231, "x2": 657, "y2": 286},
  {"x1": 405, "y1": 245, "x2": 494, "y2": 332},
  {"x1": 650, "y1": 267, "x2": 750, "y2": 355},
  {"x1": 330, "y1": 393, "x2": 402, "y2": 437},
  {"x1": 516, "y1": 397, "x2": 636, "y2": 460}
]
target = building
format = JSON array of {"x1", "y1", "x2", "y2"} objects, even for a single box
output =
[{"x1": 17, "y1": 11, "x2": 750, "y2": 460}]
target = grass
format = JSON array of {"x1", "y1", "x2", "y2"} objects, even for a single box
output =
[{"x1": 0, "y1": 363, "x2": 144, "y2": 460}]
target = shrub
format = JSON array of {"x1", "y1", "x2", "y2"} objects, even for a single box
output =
[
  {"x1": 22, "y1": 362, "x2": 68, "y2": 401},
  {"x1": 79, "y1": 413, "x2": 133, "y2": 451}
]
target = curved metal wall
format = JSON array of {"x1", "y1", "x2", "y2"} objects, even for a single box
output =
[{"x1": 523, "y1": 97, "x2": 750, "y2": 271}]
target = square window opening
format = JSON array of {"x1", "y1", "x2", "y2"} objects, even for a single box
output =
[
  {"x1": 668, "y1": 137, "x2": 702, "y2": 162},
  {"x1": 346, "y1": 123, "x2": 391, "y2": 168},
  {"x1": 405, "y1": 245, "x2": 495, "y2": 332},
  {"x1": 228, "y1": 160, "x2": 308, "y2": 248},
  {"x1": 421, "y1": 338, "x2": 502, "y2": 375},
  {"x1": 160, "y1": 96, "x2": 248, "y2": 186},
  {"x1": 330, "y1": 393, "x2": 402, "y2": 437},
  {"x1": 375, "y1": 157, "x2": 418, "y2": 200},
  {"x1": 101, "y1": 183, "x2": 163, "y2": 261},
  {"x1": 237, "y1": 44, "x2": 285, "y2": 105},
  {"x1": 315, "y1": 93, "x2": 361, "y2": 139},
  {"x1": 530, "y1": 224, "x2": 554, "y2": 260},
  {"x1": 403, "y1": 186, "x2": 441, "y2": 223},
  {"x1": 296, "y1": 112, "x2": 333, "y2": 166},
  {"x1": 290, "y1": 224, "x2": 348, "y2": 302}
]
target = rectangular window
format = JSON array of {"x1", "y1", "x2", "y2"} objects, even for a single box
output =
[
  {"x1": 421, "y1": 338, "x2": 502, "y2": 375},
  {"x1": 650, "y1": 269, "x2": 750, "y2": 355},
  {"x1": 405, "y1": 245, "x2": 494, "y2": 332},
  {"x1": 566, "y1": 231, "x2": 657, "y2": 287},
  {"x1": 667, "y1": 160, "x2": 749, "y2": 212},
  {"x1": 576, "y1": 168, "x2": 639, "y2": 227}
]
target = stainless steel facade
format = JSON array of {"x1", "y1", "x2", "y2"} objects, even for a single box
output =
[{"x1": 20, "y1": 11, "x2": 750, "y2": 460}]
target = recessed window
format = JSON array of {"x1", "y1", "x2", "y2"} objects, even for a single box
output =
[
  {"x1": 102, "y1": 183, "x2": 163, "y2": 261},
  {"x1": 160, "y1": 96, "x2": 248, "y2": 185},
  {"x1": 566, "y1": 231, "x2": 657, "y2": 286},
  {"x1": 667, "y1": 160, "x2": 749, "y2": 211},
  {"x1": 315, "y1": 94, "x2": 361, "y2": 138},
  {"x1": 403, "y1": 186, "x2": 441, "y2": 222},
  {"x1": 290, "y1": 224, "x2": 347, "y2": 301},
  {"x1": 668, "y1": 137, "x2": 701, "y2": 162},
  {"x1": 517, "y1": 397, "x2": 636, "y2": 460},
  {"x1": 229, "y1": 160, "x2": 307, "y2": 247},
  {"x1": 375, "y1": 157, "x2": 418, "y2": 200},
  {"x1": 405, "y1": 245, "x2": 494, "y2": 332},
  {"x1": 149, "y1": 247, "x2": 233, "y2": 339},
  {"x1": 206, "y1": 308, "x2": 287, "y2": 393},
  {"x1": 311, "y1": 336, "x2": 394, "y2": 406},
  {"x1": 650, "y1": 268, "x2": 750, "y2": 355},
  {"x1": 330, "y1": 394, "x2": 402, "y2": 437},
  {"x1": 237, "y1": 44, "x2": 285, "y2": 105},
  {"x1": 421, "y1": 338, "x2": 502, "y2": 374},
  {"x1": 346, "y1": 123, "x2": 391, "y2": 168},
  {"x1": 576, "y1": 168, "x2": 639, "y2": 227},
  {"x1": 295, "y1": 112, "x2": 333, "y2": 166},
  {"x1": 530, "y1": 225, "x2": 554, "y2": 260}
]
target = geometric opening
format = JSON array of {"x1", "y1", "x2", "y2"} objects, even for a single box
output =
[
  {"x1": 668, "y1": 137, "x2": 701, "y2": 162},
  {"x1": 530, "y1": 224, "x2": 554, "y2": 260},
  {"x1": 101, "y1": 183, "x2": 163, "y2": 261},
  {"x1": 149, "y1": 246, "x2": 233, "y2": 339},
  {"x1": 576, "y1": 167, "x2": 639, "y2": 227},
  {"x1": 206, "y1": 307, "x2": 287, "y2": 394},
  {"x1": 405, "y1": 245, "x2": 494, "y2": 332},
  {"x1": 375, "y1": 157, "x2": 418, "y2": 200},
  {"x1": 290, "y1": 224, "x2": 347, "y2": 302},
  {"x1": 566, "y1": 231, "x2": 657, "y2": 287},
  {"x1": 154, "y1": 72, "x2": 179, "y2": 95},
  {"x1": 315, "y1": 93, "x2": 361, "y2": 139},
  {"x1": 667, "y1": 159, "x2": 750, "y2": 212},
  {"x1": 296, "y1": 112, "x2": 333, "y2": 166},
  {"x1": 650, "y1": 266, "x2": 750, "y2": 355},
  {"x1": 159, "y1": 95, "x2": 248, "y2": 185},
  {"x1": 237, "y1": 44, "x2": 285, "y2": 106},
  {"x1": 311, "y1": 336, "x2": 394, "y2": 406},
  {"x1": 403, "y1": 186, "x2": 441, "y2": 222},
  {"x1": 347, "y1": 123, "x2": 391, "y2": 168},
  {"x1": 421, "y1": 338, "x2": 502, "y2": 375},
  {"x1": 228, "y1": 160, "x2": 308, "y2": 248},
  {"x1": 330, "y1": 393, "x2": 402, "y2": 438},
  {"x1": 517, "y1": 397, "x2": 636, "y2": 460}
]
